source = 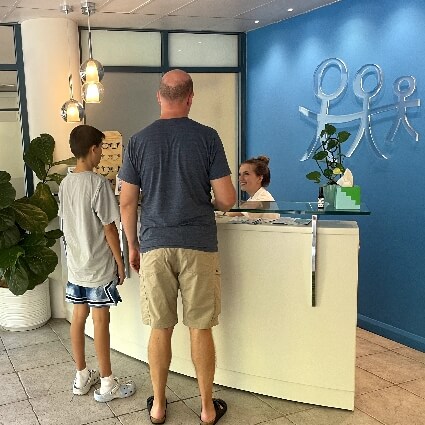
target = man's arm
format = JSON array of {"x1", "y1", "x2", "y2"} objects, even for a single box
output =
[
  {"x1": 211, "y1": 175, "x2": 236, "y2": 212},
  {"x1": 119, "y1": 181, "x2": 141, "y2": 273},
  {"x1": 103, "y1": 222, "x2": 125, "y2": 284}
]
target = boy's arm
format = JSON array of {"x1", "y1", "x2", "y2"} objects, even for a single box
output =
[{"x1": 104, "y1": 222, "x2": 125, "y2": 285}]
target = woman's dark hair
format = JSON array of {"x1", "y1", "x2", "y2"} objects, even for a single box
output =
[
  {"x1": 69, "y1": 125, "x2": 105, "y2": 158},
  {"x1": 242, "y1": 155, "x2": 271, "y2": 187}
]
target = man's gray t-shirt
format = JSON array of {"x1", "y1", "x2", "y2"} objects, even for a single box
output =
[
  {"x1": 119, "y1": 117, "x2": 231, "y2": 253},
  {"x1": 58, "y1": 172, "x2": 120, "y2": 287}
]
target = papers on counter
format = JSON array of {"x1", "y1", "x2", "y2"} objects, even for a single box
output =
[
  {"x1": 272, "y1": 217, "x2": 312, "y2": 226},
  {"x1": 227, "y1": 217, "x2": 311, "y2": 226}
]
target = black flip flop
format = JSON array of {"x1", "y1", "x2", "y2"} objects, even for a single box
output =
[
  {"x1": 147, "y1": 395, "x2": 167, "y2": 424},
  {"x1": 200, "y1": 398, "x2": 228, "y2": 425}
]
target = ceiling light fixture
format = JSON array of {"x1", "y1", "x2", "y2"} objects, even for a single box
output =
[
  {"x1": 288, "y1": 8, "x2": 294, "y2": 12},
  {"x1": 254, "y1": 20, "x2": 260, "y2": 24},
  {"x1": 80, "y1": 1, "x2": 104, "y2": 103},
  {"x1": 60, "y1": 2, "x2": 85, "y2": 123}
]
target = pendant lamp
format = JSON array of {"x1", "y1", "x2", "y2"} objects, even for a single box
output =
[{"x1": 80, "y1": 1, "x2": 104, "y2": 103}]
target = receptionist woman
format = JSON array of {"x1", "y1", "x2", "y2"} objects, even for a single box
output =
[{"x1": 227, "y1": 156, "x2": 280, "y2": 219}]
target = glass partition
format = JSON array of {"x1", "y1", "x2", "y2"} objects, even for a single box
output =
[
  {"x1": 0, "y1": 71, "x2": 25, "y2": 197},
  {"x1": 80, "y1": 30, "x2": 161, "y2": 66},
  {"x1": 0, "y1": 26, "x2": 15, "y2": 63},
  {"x1": 168, "y1": 33, "x2": 238, "y2": 67}
]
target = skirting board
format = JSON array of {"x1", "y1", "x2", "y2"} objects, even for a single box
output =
[{"x1": 358, "y1": 314, "x2": 425, "y2": 352}]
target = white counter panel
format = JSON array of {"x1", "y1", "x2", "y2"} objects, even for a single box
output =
[{"x1": 68, "y1": 220, "x2": 359, "y2": 410}]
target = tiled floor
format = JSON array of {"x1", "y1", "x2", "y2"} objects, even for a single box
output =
[{"x1": 2, "y1": 321, "x2": 425, "y2": 425}]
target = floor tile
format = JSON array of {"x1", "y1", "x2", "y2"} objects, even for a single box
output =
[
  {"x1": 0, "y1": 400, "x2": 39, "y2": 425},
  {"x1": 0, "y1": 372, "x2": 28, "y2": 405},
  {"x1": 393, "y1": 346, "x2": 425, "y2": 364},
  {"x1": 109, "y1": 349, "x2": 150, "y2": 379},
  {"x1": 0, "y1": 351, "x2": 14, "y2": 374},
  {"x1": 356, "y1": 337, "x2": 389, "y2": 357},
  {"x1": 30, "y1": 388, "x2": 114, "y2": 425},
  {"x1": 18, "y1": 360, "x2": 76, "y2": 398},
  {"x1": 257, "y1": 415, "x2": 294, "y2": 424},
  {"x1": 8, "y1": 340, "x2": 73, "y2": 371},
  {"x1": 48, "y1": 318, "x2": 72, "y2": 340},
  {"x1": 399, "y1": 377, "x2": 425, "y2": 399},
  {"x1": 286, "y1": 406, "x2": 383, "y2": 424},
  {"x1": 356, "y1": 350, "x2": 425, "y2": 384},
  {"x1": 184, "y1": 388, "x2": 282, "y2": 424},
  {"x1": 355, "y1": 367, "x2": 394, "y2": 395},
  {"x1": 61, "y1": 335, "x2": 98, "y2": 359},
  {"x1": 255, "y1": 393, "x2": 315, "y2": 415},
  {"x1": 166, "y1": 370, "x2": 222, "y2": 400},
  {"x1": 356, "y1": 328, "x2": 403, "y2": 349},
  {"x1": 106, "y1": 372, "x2": 179, "y2": 416},
  {"x1": 0, "y1": 337, "x2": 5, "y2": 351},
  {"x1": 86, "y1": 419, "x2": 122, "y2": 425},
  {"x1": 119, "y1": 399, "x2": 200, "y2": 424},
  {"x1": 356, "y1": 385, "x2": 425, "y2": 424},
  {"x1": 0, "y1": 326, "x2": 60, "y2": 350}
]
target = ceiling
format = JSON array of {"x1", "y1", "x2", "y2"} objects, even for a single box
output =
[{"x1": 0, "y1": 0, "x2": 340, "y2": 33}]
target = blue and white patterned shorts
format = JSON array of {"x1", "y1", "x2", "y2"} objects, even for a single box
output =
[{"x1": 65, "y1": 277, "x2": 122, "y2": 308}]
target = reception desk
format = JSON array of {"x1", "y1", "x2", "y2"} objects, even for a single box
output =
[{"x1": 66, "y1": 210, "x2": 364, "y2": 410}]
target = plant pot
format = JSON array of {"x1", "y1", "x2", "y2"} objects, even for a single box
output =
[
  {"x1": 0, "y1": 279, "x2": 51, "y2": 331},
  {"x1": 323, "y1": 185, "x2": 361, "y2": 210}
]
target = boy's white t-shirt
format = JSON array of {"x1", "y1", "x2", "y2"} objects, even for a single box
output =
[{"x1": 58, "y1": 171, "x2": 120, "y2": 288}]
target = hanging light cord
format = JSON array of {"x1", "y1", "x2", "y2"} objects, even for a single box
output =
[
  {"x1": 64, "y1": 8, "x2": 74, "y2": 99},
  {"x1": 87, "y1": 10, "x2": 93, "y2": 59}
]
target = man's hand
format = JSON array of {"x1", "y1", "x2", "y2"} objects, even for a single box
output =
[
  {"x1": 117, "y1": 263, "x2": 126, "y2": 285},
  {"x1": 129, "y1": 246, "x2": 140, "y2": 273}
]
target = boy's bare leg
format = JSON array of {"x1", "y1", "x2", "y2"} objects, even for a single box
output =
[
  {"x1": 92, "y1": 307, "x2": 113, "y2": 377},
  {"x1": 70, "y1": 304, "x2": 90, "y2": 370},
  {"x1": 190, "y1": 328, "x2": 216, "y2": 423},
  {"x1": 148, "y1": 327, "x2": 173, "y2": 419}
]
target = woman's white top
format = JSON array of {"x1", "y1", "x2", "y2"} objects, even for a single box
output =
[{"x1": 242, "y1": 187, "x2": 280, "y2": 219}]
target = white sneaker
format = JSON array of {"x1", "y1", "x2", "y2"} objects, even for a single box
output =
[
  {"x1": 93, "y1": 378, "x2": 136, "y2": 402},
  {"x1": 73, "y1": 369, "x2": 100, "y2": 395}
]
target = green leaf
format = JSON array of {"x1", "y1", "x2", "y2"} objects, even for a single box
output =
[
  {"x1": 0, "y1": 207, "x2": 15, "y2": 231},
  {"x1": 46, "y1": 173, "x2": 66, "y2": 186},
  {"x1": 306, "y1": 171, "x2": 321, "y2": 182},
  {"x1": 338, "y1": 131, "x2": 351, "y2": 143},
  {"x1": 52, "y1": 156, "x2": 77, "y2": 166},
  {"x1": 0, "y1": 224, "x2": 20, "y2": 249},
  {"x1": 324, "y1": 123, "x2": 336, "y2": 136},
  {"x1": 323, "y1": 168, "x2": 333, "y2": 178},
  {"x1": 29, "y1": 182, "x2": 58, "y2": 221},
  {"x1": 0, "y1": 245, "x2": 25, "y2": 270},
  {"x1": 312, "y1": 151, "x2": 328, "y2": 161},
  {"x1": 11, "y1": 200, "x2": 48, "y2": 233},
  {"x1": 0, "y1": 172, "x2": 16, "y2": 209},
  {"x1": 45, "y1": 229, "x2": 63, "y2": 240},
  {"x1": 21, "y1": 232, "x2": 47, "y2": 247},
  {"x1": 4, "y1": 260, "x2": 29, "y2": 295},
  {"x1": 327, "y1": 139, "x2": 338, "y2": 150},
  {"x1": 24, "y1": 246, "x2": 58, "y2": 277},
  {"x1": 23, "y1": 133, "x2": 55, "y2": 181}
]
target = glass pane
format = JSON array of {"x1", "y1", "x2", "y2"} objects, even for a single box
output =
[
  {"x1": 0, "y1": 26, "x2": 15, "y2": 64},
  {"x1": 0, "y1": 112, "x2": 26, "y2": 198},
  {"x1": 169, "y1": 33, "x2": 238, "y2": 67},
  {"x1": 80, "y1": 30, "x2": 161, "y2": 66},
  {"x1": 85, "y1": 73, "x2": 162, "y2": 145},
  {"x1": 0, "y1": 71, "x2": 18, "y2": 108}
]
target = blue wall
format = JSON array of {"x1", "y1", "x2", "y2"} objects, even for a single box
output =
[{"x1": 247, "y1": 0, "x2": 425, "y2": 350}]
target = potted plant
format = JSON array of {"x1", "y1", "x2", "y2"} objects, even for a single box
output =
[
  {"x1": 306, "y1": 124, "x2": 360, "y2": 209},
  {"x1": 0, "y1": 133, "x2": 75, "y2": 330}
]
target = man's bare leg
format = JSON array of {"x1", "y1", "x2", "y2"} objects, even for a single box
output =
[
  {"x1": 190, "y1": 328, "x2": 216, "y2": 423},
  {"x1": 148, "y1": 327, "x2": 173, "y2": 420}
]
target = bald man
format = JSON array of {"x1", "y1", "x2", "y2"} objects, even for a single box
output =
[{"x1": 119, "y1": 69, "x2": 235, "y2": 425}]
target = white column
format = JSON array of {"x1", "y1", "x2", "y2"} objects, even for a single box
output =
[{"x1": 21, "y1": 18, "x2": 82, "y2": 161}]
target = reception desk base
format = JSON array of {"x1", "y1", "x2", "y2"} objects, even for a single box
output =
[{"x1": 65, "y1": 220, "x2": 359, "y2": 410}]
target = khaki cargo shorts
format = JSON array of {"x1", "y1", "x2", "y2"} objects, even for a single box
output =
[{"x1": 139, "y1": 248, "x2": 221, "y2": 329}]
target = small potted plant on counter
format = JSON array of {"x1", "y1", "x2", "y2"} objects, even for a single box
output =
[
  {"x1": 0, "y1": 133, "x2": 75, "y2": 330},
  {"x1": 306, "y1": 123, "x2": 360, "y2": 209}
]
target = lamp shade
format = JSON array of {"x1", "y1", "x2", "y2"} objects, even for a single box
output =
[
  {"x1": 80, "y1": 58, "x2": 104, "y2": 83},
  {"x1": 60, "y1": 99, "x2": 85, "y2": 122},
  {"x1": 82, "y1": 81, "x2": 104, "y2": 103}
]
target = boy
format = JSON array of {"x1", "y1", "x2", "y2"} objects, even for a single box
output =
[{"x1": 59, "y1": 125, "x2": 136, "y2": 402}]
